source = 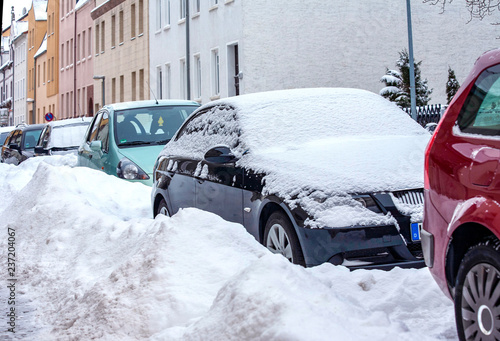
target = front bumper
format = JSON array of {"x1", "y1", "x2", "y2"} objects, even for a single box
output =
[{"x1": 297, "y1": 223, "x2": 425, "y2": 269}]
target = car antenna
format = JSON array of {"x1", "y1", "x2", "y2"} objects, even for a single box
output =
[{"x1": 146, "y1": 81, "x2": 159, "y2": 105}]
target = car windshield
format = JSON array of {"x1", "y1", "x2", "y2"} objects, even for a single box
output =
[
  {"x1": 0, "y1": 132, "x2": 9, "y2": 146},
  {"x1": 24, "y1": 129, "x2": 43, "y2": 150},
  {"x1": 115, "y1": 105, "x2": 197, "y2": 147},
  {"x1": 48, "y1": 123, "x2": 90, "y2": 149}
]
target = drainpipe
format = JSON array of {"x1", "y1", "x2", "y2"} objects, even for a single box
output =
[
  {"x1": 186, "y1": 0, "x2": 190, "y2": 100},
  {"x1": 406, "y1": 0, "x2": 417, "y2": 121},
  {"x1": 74, "y1": 8, "x2": 77, "y2": 117}
]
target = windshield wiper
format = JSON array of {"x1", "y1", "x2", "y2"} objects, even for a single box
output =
[
  {"x1": 155, "y1": 139, "x2": 171, "y2": 145},
  {"x1": 118, "y1": 140, "x2": 154, "y2": 146}
]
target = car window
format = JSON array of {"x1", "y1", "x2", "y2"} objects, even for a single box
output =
[
  {"x1": 39, "y1": 126, "x2": 51, "y2": 148},
  {"x1": 87, "y1": 113, "x2": 103, "y2": 142},
  {"x1": 457, "y1": 63, "x2": 500, "y2": 135},
  {"x1": 96, "y1": 112, "x2": 110, "y2": 152},
  {"x1": 114, "y1": 105, "x2": 196, "y2": 146},
  {"x1": 169, "y1": 105, "x2": 241, "y2": 158},
  {"x1": 23, "y1": 129, "x2": 43, "y2": 150},
  {"x1": 11, "y1": 131, "x2": 22, "y2": 146}
]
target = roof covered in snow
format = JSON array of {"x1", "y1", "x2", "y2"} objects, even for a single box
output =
[
  {"x1": 34, "y1": 33, "x2": 47, "y2": 58},
  {"x1": 33, "y1": 0, "x2": 48, "y2": 21}
]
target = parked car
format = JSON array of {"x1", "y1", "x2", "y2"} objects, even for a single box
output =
[
  {"x1": 423, "y1": 49, "x2": 500, "y2": 341},
  {"x1": 35, "y1": 117, "x2": 92, "y2": 156},
  {"x1": 1, "y1": 124, "x2": 45, "y2": 165},
  {"x1": 151, "y1": 88, "x2": 431, "y2": 268},
  {"x1": 0, "y1": 125, "x2": 14, "y2": 146},
  {"x1": 77, "y1": 100, "x2": 200, "y2": 186}
]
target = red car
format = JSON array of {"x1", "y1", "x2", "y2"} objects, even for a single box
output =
[{"x1": 423, "y1": 48, "x2": 500, "y2": 340}]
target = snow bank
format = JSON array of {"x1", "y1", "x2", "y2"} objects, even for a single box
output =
[{"x1": 0, "y1": 157, "x2": 456, "y2": 340}]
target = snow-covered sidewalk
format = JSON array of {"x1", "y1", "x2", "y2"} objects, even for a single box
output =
[{"x1": 0, "y1": 156, "x2": 458, "y2": 340}]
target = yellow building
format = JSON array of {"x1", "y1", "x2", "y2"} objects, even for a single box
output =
[
  {"x1": 27, "y1": 0, "x2": 48, "y2": 124},
  {"x1": 34, "y1": 35, "x2": 56, "y2": 123}
]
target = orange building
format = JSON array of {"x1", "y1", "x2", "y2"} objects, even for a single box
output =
[
  {"x1": 26, "y1": 0, "x2": 48, "y2": 124},
  {"x1": 45, "y1": 0, "x2": 59, "y2": 121}
]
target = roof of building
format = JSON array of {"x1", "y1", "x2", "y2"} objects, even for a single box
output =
[
  {"x1": 12, "y1": 21, "x2": 29, "y2": 42},
  {"x1": 33, "y1": 0, "x2": 48, "y2": 21},
  {"x1": 75, "y1": 0, "x2": 92, "y2": 11},
  {"x1": 34, "y1": 33, "x2": 47, "y2": 58}
]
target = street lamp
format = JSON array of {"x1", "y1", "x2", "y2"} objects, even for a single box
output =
[
  {"x1": 406, "y1": 0, "x2": 417, "y2": 121},
  {"x1": 93, "y1": 75, "x2": 105, "y2": 106}
]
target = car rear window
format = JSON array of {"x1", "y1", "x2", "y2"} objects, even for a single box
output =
[{"x1": 457, "y1": 64, "x2": 500, "y2": 135}]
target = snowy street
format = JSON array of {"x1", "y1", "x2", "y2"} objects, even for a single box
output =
[{"x1": 0, "y1": 155, "x2": 458, "y2": 340}]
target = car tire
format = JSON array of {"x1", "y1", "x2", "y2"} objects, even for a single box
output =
[
  {"x1": 155, "y1": 198, "x2": 171, "y2": 217},
  {"x1": 263, "y1": 211, "x2": 305, "y2": 266},
  {"x1": 454, "y1": 239, "x2": 500, "y2": 341}
]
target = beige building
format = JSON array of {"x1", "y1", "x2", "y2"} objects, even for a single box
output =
[{"x1": 90, "y1": 0, "x2": 149, "y2": 111}]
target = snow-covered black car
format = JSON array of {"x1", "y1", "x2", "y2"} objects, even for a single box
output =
[{"x1": 151, "y1": 88, "x2": 430, "y2": 268}]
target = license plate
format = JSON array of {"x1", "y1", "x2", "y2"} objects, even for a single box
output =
[{"x1": 411, "y1": 222, "x2": 422, "y2": 241}]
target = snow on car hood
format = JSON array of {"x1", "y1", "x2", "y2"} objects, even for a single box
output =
[{"x1": 239, "y1": 134, "x2": 429, "y2": 228}]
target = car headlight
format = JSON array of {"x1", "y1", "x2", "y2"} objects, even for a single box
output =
[
  {"x1": 353, "y1": 195, "x2": 382, "y2": 213},
  {"x1": 117, "y1": 157, "x2": 149, "y2": 180}
]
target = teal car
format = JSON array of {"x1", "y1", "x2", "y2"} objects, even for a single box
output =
[{"x1": 77, "y1": 100, "x2": 199, "y2": 186}]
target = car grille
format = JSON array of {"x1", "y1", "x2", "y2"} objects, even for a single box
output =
[
  {"x1": 407, "y1": 243, "x2": 424, "y2": 259},
  {"x1": 392, "y1": 189, "x2": 424, "y2": 205}
]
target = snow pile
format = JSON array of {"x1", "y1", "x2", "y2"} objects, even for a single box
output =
[{"x1": 0, "y1": 157, "x2": 457, "y2": 340}]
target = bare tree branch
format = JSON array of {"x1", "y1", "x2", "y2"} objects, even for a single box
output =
[{"x1": 424, "y1": 0, "x2": 500, "y2": 23}]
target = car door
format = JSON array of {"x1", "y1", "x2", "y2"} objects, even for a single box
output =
[
  {"x1": 1, "y1": 130, "x2": 17, "y2": 163},
  {"x1": 88, "y1": 111, "x2": 112, "y2": 173},
  {"x1": 79, "y1": 112, "x2": 102, "y2": 168},
  {"x1": 6, "y1": 130, "x2": 22, "y2": 165},
  {"x1": 195, "y1": 146, "x2": 244, "y2": 224}
]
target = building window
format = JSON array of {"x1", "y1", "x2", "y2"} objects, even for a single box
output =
[
  {"x1": 194, "y1": 54, "x2": 201, "y2": 99},
  {"x1": 210, "y1": 0, "x2": 218, "y2": 7},
  {"x1": 67, "y1": 41, "x2": 70, "y2": 65},
  {"x1": 165, "y1": 63, "x2": 171, "y2": 99},
  {"x1": 70, "y1": 38, "x2": 74, "y2": 64},
  {"x1": 139, "y1": 69, "x2": 144, "y2": 100},
  {"x1": 211, "y1": 49, "x2": 220, "y2": 96},
  {"x1": 112, "y1": 78, "x2": 116, "y2": 103},
  {"x1": 120, "y1": 75, "x2": 124, "y2": 102},
  {"x1": 131, "y1": 4, "x2": 136, "y2": 38},
  {"x1": 82, "y1": 30, "x2": 86, "y2": 57},
  {"x1": 111, "y1": 15, "x2": 116, "y2": 47},
  {"x1": 101, "y1": 21, "x2": 105, "y2": 52},
  {"x1": 194, "y1": 0, "x2": 200, "y2": 13},
  {"x1": 95, "y1": 24, "x2": 99, "y2": 55},
  {"x1": 132, "y1": 71, "x2": 137, "y2": 101},
  {"x1": 180, "y1": 58, "x2": 186, "y2": 99},
  {"x1": 157, "y1": 66, "x2": 163, "y2": 99},
  {"x1": 38, "y1": 65, "x2": 40, "y2": 87},
  {"x1": 119, "y1": 11, "x2": 124, "y2": 43},
  {"x1": 180, "y1": 0, "x2": 186, "y2": 19},
  {"x1": 61, "y1": 43, "x2": 65, "y2": 68},
  {"x1": 43, "y1": 61, "x2": 46, "y2": 83},
  {"x1": 156, "y1": 0, "x2": 162, "y2": 31},
  {"x1": 88, "y1": 28, "x2": 91, "y2": 57},
  {"x1": 166, "y1": 0, "x2": 171, "y2": 26},
  {"x1": 139, "y1": 0, "x2": 144, "y2": 34},
  {"x1": 77, "y1": 34, "x2": 81, "y2": 60}
]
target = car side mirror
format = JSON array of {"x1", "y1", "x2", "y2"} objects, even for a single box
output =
[
  {"x1": 9, "y1": 143, "x2": 20, "y2": 151},
  {"x1": 90, "y1": 140, "x2": 102, "y2": 152},
  {"x1": 204, "y1": 146, "x2": 237, "y2": 164},
  {"x1": 34, "y1": 146, "x2": 48, "y2": 154}
]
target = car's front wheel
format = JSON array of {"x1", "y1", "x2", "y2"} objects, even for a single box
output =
[
  {"x1": 454, "y1": 239, "x2": 500, "y2": 341},
  {"x1": 263, "y1": 211, "x2": 305, "y2": 266},
  {"x1": 155, "y1": 198, "x2": 171, "y2": 217}
]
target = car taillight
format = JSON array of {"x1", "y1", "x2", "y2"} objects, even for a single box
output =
[{"x1": 424, "y1": 121, "x2": 443, "y2": 190}]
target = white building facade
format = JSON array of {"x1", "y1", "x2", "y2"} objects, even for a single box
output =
[
  {"x1": 150, "y1": 0, "x2": 499, "y2": 105},
  {"x1": 12, "y1": 22, "x2": 28, "y2": 125}
]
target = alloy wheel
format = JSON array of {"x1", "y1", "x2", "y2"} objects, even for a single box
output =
[
  {"x1": 266, "y1": 223, "x2": 293, "y2": 262},
  {"x1": 460, "y1": 263, "x2": 500, "y2": 340}
]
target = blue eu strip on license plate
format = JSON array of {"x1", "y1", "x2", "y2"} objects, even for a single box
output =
[{"x1": 411, "y1": 223, "x2": 422, "y2": 241}]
